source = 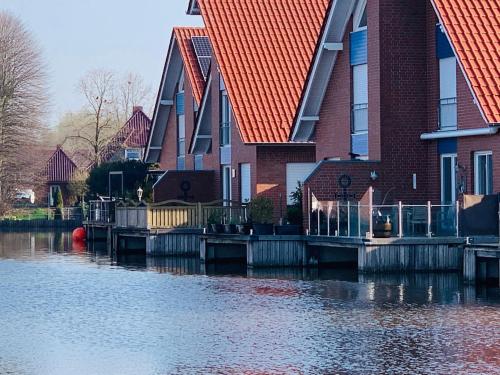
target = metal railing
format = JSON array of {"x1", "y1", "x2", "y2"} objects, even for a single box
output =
[
  {"x1": 438, "y1": 97, "x2": 457, "y2": 130},
  {"x1": 87, "y1": 201, "x2": 115, "y2": 223},
  {"x1": 309, "y1": 190, "x2": 459, "y2": 238}
]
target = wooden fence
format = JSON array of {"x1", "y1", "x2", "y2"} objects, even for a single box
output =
[{"x1": 115, "y1": 200, "x2": 248, "y2": 230}]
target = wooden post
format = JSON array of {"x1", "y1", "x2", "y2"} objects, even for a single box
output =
[
  {"x1": 427, "y1": 201, "x2": 432, "y2": 238},
  {"x1": 317, "y1": 202, "x2": 320, "y2": 236},
  {"x1": 327, "y1": 204, "x2": 330, "y2": 237},
  {"x1": 197, "y1": 202, "x2": 202, "y2": 228},
  {"x1": 455, "y1": 200, "x2": 460, "y2": 237},
  {"x1": 398, "y1": 201, "x2": 403, "y2": 238},
  {"x1": 307, "y1": 187, "x2": 311, "y2": 235}
]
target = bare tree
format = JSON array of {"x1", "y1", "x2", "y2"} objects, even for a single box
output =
[
  {"x1": 0, "y1": 12, "x2": 48, "y2": 211},
  {"x1": 114, "y1": 72, "x2": 152, "y2": 126},
  {"x1": 67, "y1": 69, "x2": 118, "y2": 166}
]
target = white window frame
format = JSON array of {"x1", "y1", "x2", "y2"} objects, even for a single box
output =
[
  {"x1": 474, "y1": 151, "x2": 493, "y2": 195},
  {"x1": 353, "y1": 0, "x2": 367, "y2": 31},
  {"x1": 124, "y1": 149, "x2": 141, "y2": 161},
  {"x1": 222, "y1": 165, "x2": 232, "y2": 205},
  {"x1": 440, "y1": 153, "x2": 457, "y2": 204}
]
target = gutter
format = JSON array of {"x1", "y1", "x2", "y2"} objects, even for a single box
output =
[{"x1": 420, "y1": 126, "x2": 499, "y2": 140}]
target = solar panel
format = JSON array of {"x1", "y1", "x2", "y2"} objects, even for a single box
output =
[{"x1": 191, "y1": 36, "x2": 212, "y2": 79}]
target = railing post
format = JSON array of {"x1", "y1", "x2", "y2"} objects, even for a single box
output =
[
  {"x1": 308, "y1": 187, "x2": 311, "y2": 235},
  {"x1": 398, "y1": 201, "x2": 403, "y2": 238},
  {"x1": 336, "y1": 201, "x2": 340, "y2": 237},
  {"x1": 317, "y1": 203, "x2": 320, "y2": 236},
  {"x1": 358, "y1": 201, "x2": 361, "y2": 238},
  {"x1": 327, "y1": 204, "x2": 331, "y2": 237},
  {"x1": 455, "y1": 200, "x2": 460, "y2": 237},
  {"x1": 347, "y1": 201, "x2": 351, "y2": 237},
  {"x1": 427, "y1": 201, "x2": 432, "y2": 238},
  {"x1": 368, "y1": 186, "x2": 373, "y2": 239}
]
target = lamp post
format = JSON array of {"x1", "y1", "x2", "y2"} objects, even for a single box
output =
[{"x1": 137, "y1": 186, "x2": 143, "y2": 203}]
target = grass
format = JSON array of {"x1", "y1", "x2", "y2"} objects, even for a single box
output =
[{"x1": 2, "y1": 208, "x2": 51, "y2": 221}]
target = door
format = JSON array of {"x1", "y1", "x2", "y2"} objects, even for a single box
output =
[
  {"x1": 240, "y1": 163, "x2": 251, "y2": 203},
  {"x1": 286, "y1": 163, "x2": 317, "y2": 205},
  {"x1": 222, "y1": 166, "x2": 232, "y2": 206},
  {"x1": 440, "y1": 154, "x2": 457, "y2": 204}
]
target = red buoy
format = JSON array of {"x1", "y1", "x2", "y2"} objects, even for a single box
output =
[{"x1": 72, "y1": 227, "x2": 86, "y2": 242}]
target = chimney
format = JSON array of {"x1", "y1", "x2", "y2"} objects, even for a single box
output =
[{"x1": 133, "y1": 106, "x2": 143, "y2": 114}]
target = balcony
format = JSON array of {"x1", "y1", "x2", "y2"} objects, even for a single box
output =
[{"x1": 438, "y1": 97, "x2": 457, "y2": 130}]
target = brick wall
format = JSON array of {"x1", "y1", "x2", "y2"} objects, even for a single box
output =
[
  {"x1": 256, "y1": 145, "x2": 316, "y2": 223},
  {"x1": 153, "y1": 171, "x2": 216, "y2": 203}
]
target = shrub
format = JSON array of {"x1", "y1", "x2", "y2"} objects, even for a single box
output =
[{"x1": 249, "y1": 196, "x2": 274, "y2": 224}]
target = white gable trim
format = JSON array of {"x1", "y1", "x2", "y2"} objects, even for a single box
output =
[
  {"x1": 291, "y1": 0, "x2": 356, "y2": 142},
  {"x1": 144, "y1": 34, "x2": 184, "y2": 163}
]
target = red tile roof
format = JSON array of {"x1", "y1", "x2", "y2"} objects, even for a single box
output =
[
  {"x1": 433, "y1": 0, "x2": 500, "y2": 124},
  {"x1": 174, "y1": 27, "x2": 207, "y2": 104},
  {"x1": 100, "y1": 109, "x2": 151, "y2": 163},
  {"x1": 46, "y1": 147, "x2": 78, "y2": 183},
  {"x1": 198, "y1": 0, "x2": 330, "y2": 143}
]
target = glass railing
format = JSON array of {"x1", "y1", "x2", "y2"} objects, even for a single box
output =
[{"x1": 309, "y1": 200, "x2": 459, "y2": 238}]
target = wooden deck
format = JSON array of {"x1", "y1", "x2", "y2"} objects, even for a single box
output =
[{"x1": 464, "y1": 243, "x2": 500, "y2": 285}]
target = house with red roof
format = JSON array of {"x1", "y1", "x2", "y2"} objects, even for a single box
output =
[
  {"x1": 35, "y1": 146, "x2": 79, "y2": 206},
  {"x1": 100, "y1": 106, "x2": 152, "y2": 163},
  {"x1": 145, "y1": 0, "x2": 499, "y2": 225}
]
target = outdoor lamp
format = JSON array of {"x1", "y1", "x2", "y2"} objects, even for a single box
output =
[{"x1": 137, "y1": 187, "x2": 143, "y2": 202}]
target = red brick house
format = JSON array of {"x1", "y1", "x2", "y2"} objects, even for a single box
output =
[
  {"x1": 36, "y1": 146, "x2": 79, "y2": 206},
  {"x1": 100, "y1": 106, "x2": 151, "y2": 163},
  {"x1": 146, "y1": 0, "x2": 499, "y2": 224}
]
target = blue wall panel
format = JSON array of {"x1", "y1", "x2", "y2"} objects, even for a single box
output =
[
  {"x1": 438, "y1": 138, "x2": 457, "y2": 154},
  {"x1": 350, "y1": 30, "x2": 367, "y2": 66},
  {"x1": 176, "y1": 92, "x2": 185, "y2": 115},
  {"x1": 436, "y1": 25, "x2": 454, "y2": 59}
]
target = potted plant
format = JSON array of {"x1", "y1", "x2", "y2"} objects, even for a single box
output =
[
  {"x1": 223, "y1": 217, "x2": 238, "y2": 234},
  {"x1": 207, "y1": 210, "x2": 224, "y2": 234},
  {"x1": 373, "y1": 213, "x2": 393, "y2": 238},
  {"x1": 249, "y1": 196, "x2": 274, "y2": 235},
  {"x1": 276, "y1": 183, "x2": 302, "y2": 235}
]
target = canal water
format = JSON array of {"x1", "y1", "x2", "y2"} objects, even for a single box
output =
[{"x1": 0, "y1": 232, "x2": 499, "y2": 375}]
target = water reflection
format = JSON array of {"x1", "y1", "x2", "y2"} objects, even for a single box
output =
[{"x1": 0, "y1": 232, "x2": 499, "y2": 375}]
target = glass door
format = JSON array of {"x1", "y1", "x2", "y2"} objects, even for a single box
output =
[
  {"x1": 222, "y1": 166, "x2": 232, "y2": 206},
  {"x1": 440, "y1": 153, "x2": 457, "y2": 204}
]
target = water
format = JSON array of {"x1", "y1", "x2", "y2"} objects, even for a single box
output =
[{"x1": 0, "y1": 232, "x2": 499, "y2": 375}]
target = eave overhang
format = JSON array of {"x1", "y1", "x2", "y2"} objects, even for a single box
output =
[{"x1": 291, "y1": 0, "x2": 356, "y2": 142}]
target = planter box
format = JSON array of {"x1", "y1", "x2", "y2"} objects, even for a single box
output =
[
  {"x1": 223, "y1": 224, "x2": 237, "y2": 234},
  {"x1": 252, "y1": 223, "x2": 274, "y2": 235},
  {"x1": 275, "y1": 224, "x2": 301, "y2": 235},
  {"x1": 236, "y1": 224, "x2": 252, "y2": 235}
]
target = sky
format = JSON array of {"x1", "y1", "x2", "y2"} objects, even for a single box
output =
[{"x1": 1, "y1": 0, "x2": 202, "y2": 126}]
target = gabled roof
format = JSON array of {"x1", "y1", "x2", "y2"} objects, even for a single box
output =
[
  {"x1": 46, "y1": 146, "x2": 78, "y2": 183},
  {"x1": 432, "y1": 0, "x2": 500, "y2": 124},
  {"x1": 174, "y1": 27, "x2": 207, "y2": 104},
  {"x1": 101, "y1": 108, "x2": 151, "y2": 163},
  {"x1": 198, "y1": 0, "x2": 330, "y2": 143}
]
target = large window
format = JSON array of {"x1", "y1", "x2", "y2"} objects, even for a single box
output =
[
  {"x1": 439, "y1": 57, "x2": 457, "y2": 130},
  {"x1": 177, "y1": 71, "x2": 186, "y2": 170},
  {"x1": 125, "y1": 149, "x2": 141, "y2": 161},
  {"x1": 220, "y1": 90, "x2": 231, "y2": 146},
  {"x1": 474, "y1": 151, "x2": 493, "y2": 195}
]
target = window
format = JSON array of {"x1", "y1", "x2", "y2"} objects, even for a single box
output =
[
  {"x1": 222, "y1": 165, "x2": 232, "y2": 205},
  {"x1": 441, "y1": 154, "x2": 457, "y2": 204},
  {"x1": 49, "y1": 185, "x2": 61, "y2": 207},
  {"x1": 125, "y1": 149, "x2": 141, "y2": 161},
  {"x1": 194, "y1": 154, "x2": 204, "y2": 171},
  {"x1": 240, "y1": 163, "x2": 251, "y2": 203},
  {"x1": 474, "y1": 151, "x2": 493, "y2": 195},
  {"x1": 177, "y1": 70, "x2": 186, "y2": 170},
  {"x1": 439, "y1": 57, "x2": 457, "y2": 130},
  {"x1": 351, "y1": 41, "x2": 368, "y2": 157},
  {"x1": 220, "y1": 90, "x2": 231, "y2": 146}
]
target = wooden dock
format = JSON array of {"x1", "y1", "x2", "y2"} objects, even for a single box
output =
[{"x1": 464, "y1": 244, "x2": 500, "y2": 285}]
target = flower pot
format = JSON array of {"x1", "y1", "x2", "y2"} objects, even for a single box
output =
[
  {"x1": 236, "y1": 224, "x2": 252, "y2": 235},
  {"x1": 223, "y1": 224, "x2": 237, "y2": 234},
  {"x1": 275, "y1": 224, "x2": 301, "y2": 235},
  {"x1": 252, "y1": 223, "x2": 274, "y2": 235},
  {"x1": 373, "y1": 221, "x2": 392, "y2": 238},
  {"x1": 210, "y1": 223, "x2": 225, "y2": 234}
]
